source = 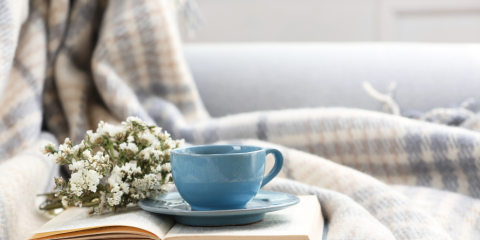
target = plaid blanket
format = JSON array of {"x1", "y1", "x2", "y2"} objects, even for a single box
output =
[{"x1": 1, "y1": 0, "x2": 480, "y2": 239}]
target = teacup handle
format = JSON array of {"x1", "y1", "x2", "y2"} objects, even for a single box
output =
[{"x1": 261, "y1": 148, "x2": 284, "y2": 188}]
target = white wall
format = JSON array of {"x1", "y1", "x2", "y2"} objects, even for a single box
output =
[{"x1": 184, "y1": 0, "x2": 480, "y2": 42}]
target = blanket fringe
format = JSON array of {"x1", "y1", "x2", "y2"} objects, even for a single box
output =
[{"x1": 362, "y1": 81, "x2": 400, "y2": 116}]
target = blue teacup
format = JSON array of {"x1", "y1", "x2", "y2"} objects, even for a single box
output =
[{"x1": 170, "y1": 145, "x2": 283, "y2": 211}]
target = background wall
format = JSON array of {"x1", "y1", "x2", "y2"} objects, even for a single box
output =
[{"x1": 184, "y1": 0, "x2": 480, "y2": 42}]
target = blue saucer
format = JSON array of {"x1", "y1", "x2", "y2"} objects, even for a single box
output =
[{"x1": 138, "y1": 190, "x2": 300, "y2": 226}]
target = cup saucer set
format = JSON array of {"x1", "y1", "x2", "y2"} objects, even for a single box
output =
[{"x1": 139, "y1": 145, "x2": 300, "y2": 226}]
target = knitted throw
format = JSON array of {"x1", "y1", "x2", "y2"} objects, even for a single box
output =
[{"x1": 1, "y1": 1, "x2": 480, "y2": 239}]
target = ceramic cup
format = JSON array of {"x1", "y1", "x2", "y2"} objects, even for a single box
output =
[{"x1": 170, "y1": 145, "x2": 283, "y2": 211}]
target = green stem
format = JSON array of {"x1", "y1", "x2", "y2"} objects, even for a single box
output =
[
  {"x1": 109, "y1": 143, "x2": 115, "y2": 164},
  {"x1": 39, "y1": 192, "x2": 101, "y2": 211},
  {"x1": 40, "y1": 202, "x2": 63, "y2": 210}
]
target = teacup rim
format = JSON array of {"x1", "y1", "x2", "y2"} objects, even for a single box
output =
[{"x1": 171, "y1": 144, "x2": 264, "y2": 156}]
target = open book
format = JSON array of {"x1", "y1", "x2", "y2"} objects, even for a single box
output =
[{"x1": 29, "y1": 195, "x2": 323, "y2": 240}]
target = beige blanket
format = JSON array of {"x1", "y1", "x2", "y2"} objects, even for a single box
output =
[{"x1": 1, "y1": 1, "x2": 480, "y2": 239}]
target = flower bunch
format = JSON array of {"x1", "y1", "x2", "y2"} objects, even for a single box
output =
[{"x1": 41, "y1": 117, "x2": 183, "y2": 214}]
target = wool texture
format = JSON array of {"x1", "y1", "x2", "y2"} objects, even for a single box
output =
[{"x1": 1, "y1": 1, "x2": 480, "y2": 240}]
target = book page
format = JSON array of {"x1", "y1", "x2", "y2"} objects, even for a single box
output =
[
  {"x1": 30, "y1": 207, "x2": 174, "y2": 240},
  {"x1": 165, "y1": 196, "x2": 322, "y2": 240},
  {"x1": 32, "y1": 226, "x2": 157, "y2": 240}
]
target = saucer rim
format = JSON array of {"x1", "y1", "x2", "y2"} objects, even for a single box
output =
[{"x1": 138, "y1": 190, "x2": 300, "y2": 217}]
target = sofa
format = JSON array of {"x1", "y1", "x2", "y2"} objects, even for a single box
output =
[{"x1": 184, "y1": 43, "x2": 480, "y2": 117}]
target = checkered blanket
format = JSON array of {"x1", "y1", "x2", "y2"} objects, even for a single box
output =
[{"x1": 1, "y1": 1, "x2": 480, "y2": 239}]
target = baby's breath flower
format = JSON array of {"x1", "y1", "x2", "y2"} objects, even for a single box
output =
[
  {"x1": 139, "y1": 133, "x2": 156, "y2": 145},
  {"x1": 83, "y1": 150, "x2": 92, "y2": 159},
  {"x1": 120, "y1": 142, "x2": 138, "y2": 154},
  {"x1": 41, "y1": 142, "x2": 56, "y2": 154},
  {"x1": 69, "y1": 160, "x2": 85, "y2": 171},
  {"x1": 64, "y1": 138, "x2": 72, "y2": 146},
  {"x1": 88, "y1": 130, "x2": 103, "y2": 145},
  {"x1": 162, "y1": 163, "x2": 172, "y2": 172},
  {"x1": 61, "y1": 196, "x2": 69, "y2": 207},
  {"x1": 152, "y1": 149, "x2": 163, "y2": 161},
  {"x1": 40, "y1": 116, "x2": 181, "y2": 214},
  {"x1": 152, "y1": 127, "x2": 162, "y2": 135},
  {"x1": 175, "y1": 139, "x2": 185, "y2": 148},
  {"x1": 78, "y1": 140, "x2": 86, "y2": 149},
  {"x1": 127, "y1": 116, "x2": 143, "y2": 124},
  {"x1": 59, "y1": 143, "x2": 73, "y2": 155},
  {"x1": 49, "y1": 152, "x2": 65, "y2": 164},
  {"x1": 53, "y1": 177, "x2": 66, "y2": 190},
  {"x1": 140, "y1": 147, "x2": 153, "y2": 160}
]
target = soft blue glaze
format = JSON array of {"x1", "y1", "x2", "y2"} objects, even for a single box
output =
[
  {"x1": 171, "y1": 145, "x2": 284, "y2": 211},
  {"x1": 172, "y1": 213, "x2": 265, "y2": 226},
  {"x1": 138, "y1": 190, "x2": 300, "y2": 226}
]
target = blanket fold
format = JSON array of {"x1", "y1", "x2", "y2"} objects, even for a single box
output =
[{"x1": 1, "y1": 1, "x2": 480, "y2": 239}]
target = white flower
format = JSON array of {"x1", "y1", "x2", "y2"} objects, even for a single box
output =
[
  {"x1": 120, "y1": 142, "x2": 138, "y2": 153},
  {"x1": 140, "y1": 147, "x2": 153, "y2": 160},
  {"x1": 163, "y1": 139, "x2": 176, "y2": 150},
  {"x1": 127, "y1": 116, "x2": 143, "y2": 124},
  {"x1": 152, "y1": 127, "x2": 162, "y2": 136},
  {"x1": 128, "y1": 143, "x2": 138, "y2": 153},
  {"x1": 152, "y1": 142, "x2": 161, "y2": 150},
  {"x1": 69, "y1": 160, "x2": 86, "y2": 171},
  {"x1": 86, "y1": 170, "x2": 102, "y2": 192},
  {"x1": 64, "y1": 147, "x2": 73, "y2": 155},
  {"x1": 175, "y1": 139, "x2": 185, "y2": 148},
  {"x1": 62, "y1": 138, "x2": 72, "y2": 146},
  {"x1": 109, "y1": 166, "x2": 124, "y2": 184},
  {"x1": 83, "y1": 150, "x2": 93, "y2": 160},
  {"x1": 40, "y1": 142, "x2": 56, "y2": 154},
  {"x1": 139, "y1": 133, "x2": 156, "y2": 144},
  {"x1": 61, "y1": 196, "x2": 69, "y2": 207},
  {"x1": 96, "y1": 121, "x2": 106, "y2": 133},
  {"x1": 58, "y1": 144, "x2": 66, "y2": 151},
  {"x1": 69, "y1": 169, "x2": 102, "y2": 196},
  {"x1": 97, "y1": 122, "x2": 123, "y2": 138},
  {"x1": 106, "y1": 169, "x2": 126, "y2": 206},
  {"x1": 49, "y1": 152, "x2": 65, "y2": 164},
  {"x1": 119, "y1": 142, "x2": 127, "y2": 150},
  {"x1": 152, "y1": 150, "x2": 163, "y2": 160},
  {"x1": 88, "y1": 130, "x2": 102, "y2": 144},
  {"x1": 107, "y1": 191, "x2": 123, "y2": 206},
  {"x1": 162, "y1": 163, "x2": 171, "y2": 172},
  {"x1": 121, "y1": 162, "x2": 141, "y2": 176},
  {"x1": 72, "y1": 145, "x2": 81, "y2": 155},
  {"x1": 59, "y1": 144, "x2": 73, "y2": 155},
  {"x1": 120, "y1": 182, "x2": 130, "y2": 194},
  {"x1": 164, "y1": 131, "x2": 171, "y2": 139},
  {"x1": 133, "y1": 174, "x2": 160, "y2": 192},
  {"x1": 163, "y1": 149, "x2": 171, "y2": 157},
  {"x1": 42, "y1": 117, "x2": 185, "y2": 214},
  {"x1": 110, "y1": 126, "x2": 124, "y2": 138}
]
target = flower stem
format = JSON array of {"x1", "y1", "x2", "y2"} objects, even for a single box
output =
[{"x1": 109, "y1": 143, "x2": 115, "y2": 164}]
